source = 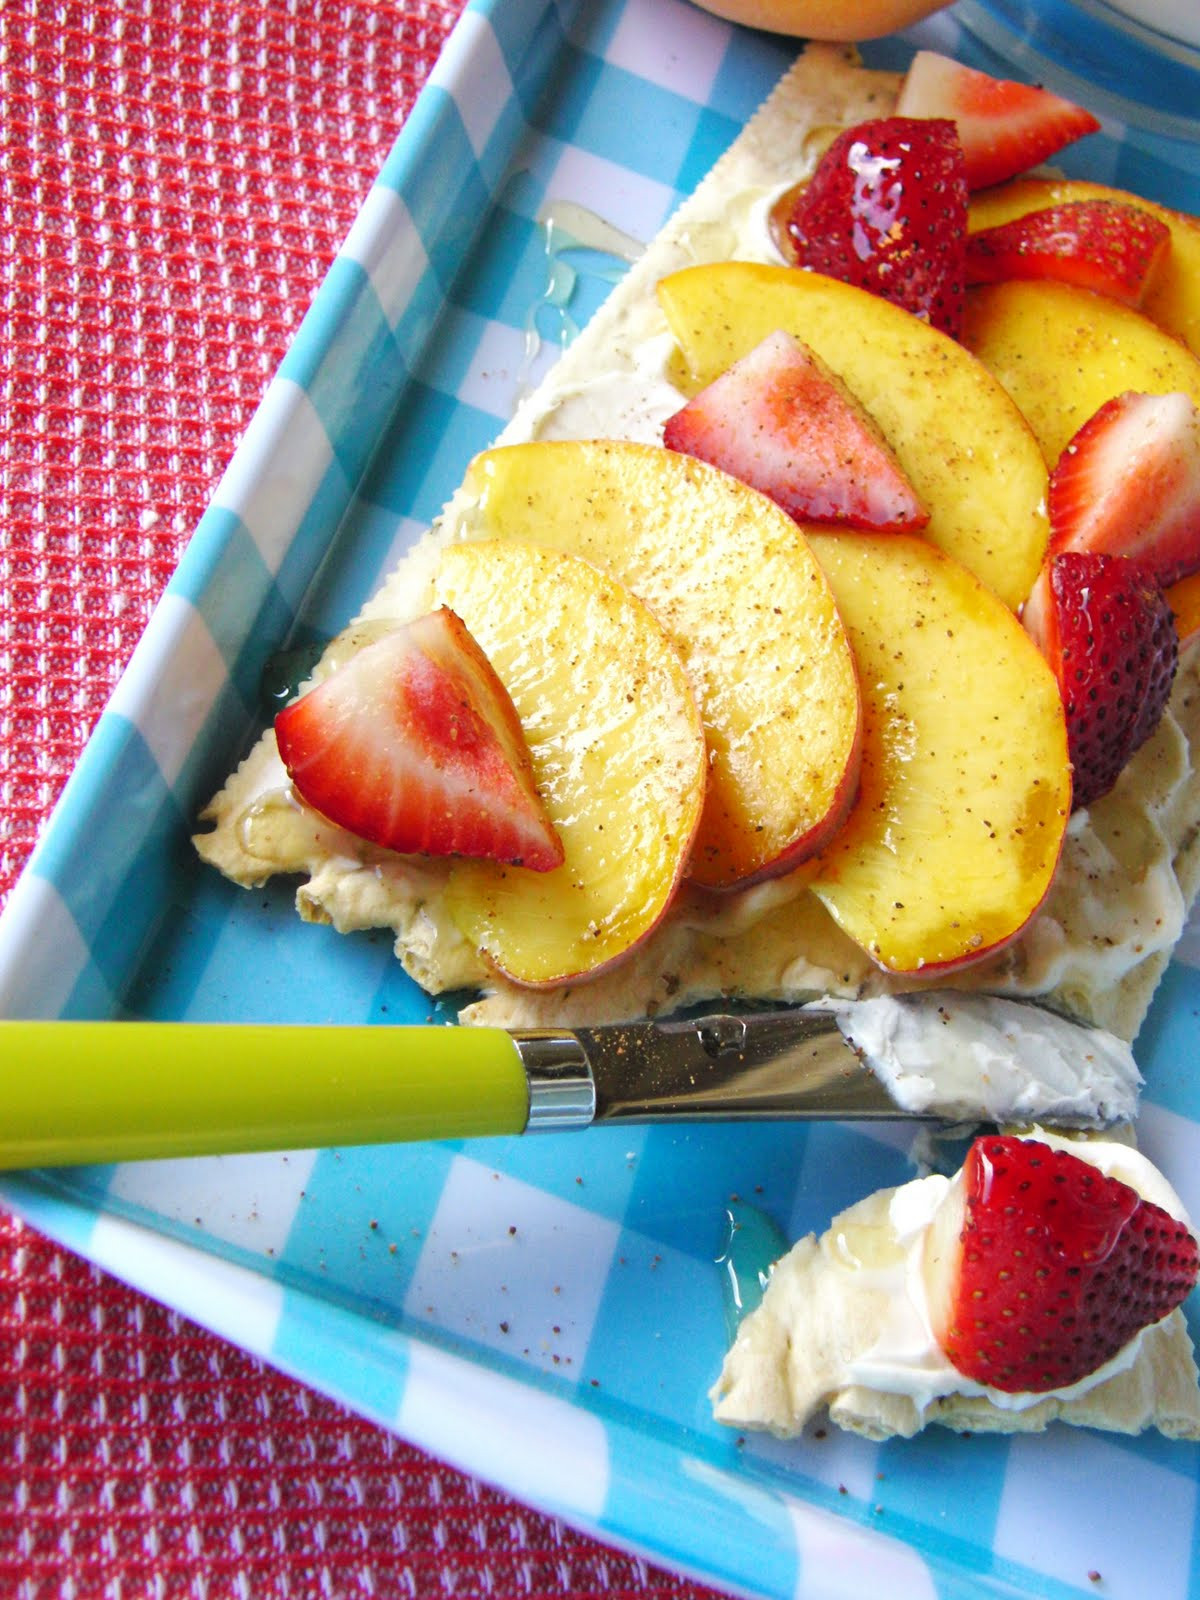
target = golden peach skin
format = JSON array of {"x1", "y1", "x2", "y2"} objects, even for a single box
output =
[{"x1": 686, "y1": 0, "x2": 953, "y2": 41}]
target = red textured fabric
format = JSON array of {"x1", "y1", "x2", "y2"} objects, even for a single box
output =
[{"x1": 0, "y1": 3, "x2": 729, "y2": 1594}]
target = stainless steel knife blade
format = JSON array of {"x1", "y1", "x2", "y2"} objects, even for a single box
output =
[{"x1": 513, "y1": 992, "x2": 1141, "y2": 1132}]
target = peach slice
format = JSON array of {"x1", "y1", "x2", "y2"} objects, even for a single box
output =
[
  {"x1": 656, "y1": 261, "x2": 1049, "y2": 610},
  {"x1": 806, "y1": 532, "x2": 1071, "y2": 974},
  {"x1": 962, "y1": 281, "x2": 1200, "y2": 466},
  {"x1": 432, "y1": 540, "x2": 707, "y2": 988},
  {"x1": 457, "y1": 438, "x2": 862, "y2": 890},
  {"x1": 1168, "y1": 571, "x2": 1200, "y2": 647},
  {"x1": 969, "y1": 177, "x2": 1200, "y2": 358}
]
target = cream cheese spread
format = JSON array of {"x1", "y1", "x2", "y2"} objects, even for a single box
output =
[
  {"x1": 842, "y1": 1172, "x2": 1144, "y2": 1414},
  {"x1": 710, "y1": 1130, "x2": 1200, "y2": 1437},
  {"x1": 824, "y1": 992, "x2": 1142, "y2": 1126},
  {"x1": 843, "y1": 1131, "x2": 1187, "y2": 1414}
]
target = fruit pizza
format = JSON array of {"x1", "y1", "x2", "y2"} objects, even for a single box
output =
[{"x1": 195, "y1": 41, "x2": 1200, "y2": 1439}]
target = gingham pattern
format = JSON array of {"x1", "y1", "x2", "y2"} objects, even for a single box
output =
[{"x1": 2, "y1": 1, "x2": 1200, "y2": 1596}]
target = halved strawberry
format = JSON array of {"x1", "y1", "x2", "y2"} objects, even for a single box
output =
[
  {"x1": 1047, "y1": 391, "x2": 1200, "y2": 588},
  {"x1": 966, "y1": 200, "x2": 1170, "y2": 306},
  {"x1": 781, "y1": 116, "x2": 968, "y2": 337},
  {"x1": 275, "y1": 607, "x2": 564, "y2": 871},
  {"x1": 1024, "y1": 550, "x2": 1179, "y2": 810},
  {"x1": 927, "y1": 1134, "x2": 1199, "y2": 1394},
  {"x1": 896, "y1": 50, "x2": 1101, "y2": 191},
  {"x1": 661, "y1": 330, "x2": 927, "y2": 531}
]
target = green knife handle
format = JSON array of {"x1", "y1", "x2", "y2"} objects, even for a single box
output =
[{"x1": 0, "y1": 1021, "x2": 530, "y2": 1169}]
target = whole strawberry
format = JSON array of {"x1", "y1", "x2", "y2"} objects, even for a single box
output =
[
  {"x1": 1025, "y1": 550, "x2": 1179, "y2": 810},
  {"x1": 782, "y1": 116, "x2": 968, "y2": 337},
  {"x1": 929, "y1": 1135, "x2": 1199, "y2": 1394}
]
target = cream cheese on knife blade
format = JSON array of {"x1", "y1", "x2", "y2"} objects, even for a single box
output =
[{"x1": 825, "y1": 993, "x2": 1142, "y2": 1125}]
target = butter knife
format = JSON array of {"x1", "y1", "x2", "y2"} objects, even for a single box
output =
[{"x1": 0, "y1": 992, "x2": 1140, "y2": 1168}]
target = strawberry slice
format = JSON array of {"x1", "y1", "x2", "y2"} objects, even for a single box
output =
[
  {"x1": 1047, "y1": 391, "x2": 1200, "y2": 589},
  {"x1": 928, "y1": 1134, "x2": 1199, "y2": 1394},
  {"x1": 662, "y1": 330, "x2": 928, "y2": 531},
  {"x1": 896, "y1": 50, "x2": 1101, "y2": 191},
  {"x1": 966, "y1": 200, "x2": 1170, "y2": 306},
  {"x1": 1024, "y1": 550, "x2": 1179, "y2": 810},
  {"x1": 780, "y1": 116, "x2": 968, "y2": 337},
  {"x1": 275, "y1": 607, "x2": 564, "y2": 871}
]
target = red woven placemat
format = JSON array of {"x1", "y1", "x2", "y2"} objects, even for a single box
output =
[{"x1": 0, "y1": 4, "x2": 730, "y2": 1594}]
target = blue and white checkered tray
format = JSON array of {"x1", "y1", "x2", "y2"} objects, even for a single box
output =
[{"x1": 3, "y1": 2, "x2": 1200, "y2": 1595}]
